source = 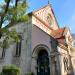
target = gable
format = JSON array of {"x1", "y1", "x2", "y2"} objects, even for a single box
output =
[
  {"x1": 33, "y1": 5, "x2": 59, "y2": 30},
  {"x1": 64, "y1": 27, "x2": 73, "y2": 45}
]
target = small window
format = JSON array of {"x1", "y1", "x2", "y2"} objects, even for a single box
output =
[{"x1": 15, "y1": 35, "x2": 22, "y2": 57}]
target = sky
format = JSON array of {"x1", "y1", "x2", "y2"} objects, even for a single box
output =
[{"x1": 0, "y1": 0, "x2": 75, "y2": 34}]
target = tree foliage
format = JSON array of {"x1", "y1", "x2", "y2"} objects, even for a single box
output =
[
  {"x1": 0, "y1": 28, "x2": 20, "y2": 48},
  {"x1": 0, "y1": 0, "x2": 29, "y2": 26},
  {"x1": 0, "y1": 0, "x2": 28, "y2": 48},
  {"x1": 26, "y1": 72, "x2": 34, "y2": 75}
]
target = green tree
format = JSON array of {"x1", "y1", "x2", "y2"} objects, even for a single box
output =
[{"x1": 0, "y1": 0, "x2": 29, "y2": 48}]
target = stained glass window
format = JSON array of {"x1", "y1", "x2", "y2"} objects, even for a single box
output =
[{"x1": 47, "y1": 13, "x2": 53, "y2": 25}]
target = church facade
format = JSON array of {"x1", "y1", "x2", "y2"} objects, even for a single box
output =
[{"x1": 0, "y1": 3, "x2": 75, "y2": 75}]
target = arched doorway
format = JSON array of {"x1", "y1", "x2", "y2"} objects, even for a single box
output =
[{"x1": 37, "y1": 50, "x2": 50, "y2": 75}]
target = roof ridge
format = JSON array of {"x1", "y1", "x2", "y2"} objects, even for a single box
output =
[{"x1": 33, "y1": 5, "x2": 50, "y2": 13}]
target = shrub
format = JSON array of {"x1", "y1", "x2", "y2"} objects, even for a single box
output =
[
  {"x1": 26, "y1": 72, "x2": 34, "y2": 75},
  {"x1": 1, "y1": 65, "x2": 21, "y2": 75}
]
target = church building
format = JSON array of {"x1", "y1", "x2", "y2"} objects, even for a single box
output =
[{"x1": 0, "y1": 1, "x2": 75, "y2": 75}]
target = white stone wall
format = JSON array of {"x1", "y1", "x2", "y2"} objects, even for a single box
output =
[
  {"x1": 57, "y1": 46, "x2": 68, "y2": 75},
  {"x1": 57, "y1": 46, "x2": 74, "y2": 75},
  {"x1": 70, "y1": 47, "x2": 75, "y2": 75}
]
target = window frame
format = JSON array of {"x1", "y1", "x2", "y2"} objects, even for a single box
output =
[{"x1": 15, "y1": 35, "x2": 22, "y2": 57}]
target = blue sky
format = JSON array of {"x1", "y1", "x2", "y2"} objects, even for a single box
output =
[
  {"x1": 0, "y1": 0, "x2": 75, "y2": 34},
  {"x1": 28, "y1": 0, "x2": 75, "y2": 34}
]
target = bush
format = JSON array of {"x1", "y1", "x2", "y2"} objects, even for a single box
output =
[
  {"x1": 26, "y1": 72, "x2": 34, "y2": 75},
  {"x1": 1, "y1": 65, "x2": 21, "y2": 75}
]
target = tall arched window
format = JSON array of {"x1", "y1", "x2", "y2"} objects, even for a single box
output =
[
  {"x1": 47, "y1": 13, "x2": 53, "y2": 26},
  {"x1": 1, "y1": 47, "x2": 6, "y2": 58},
  {"x1": 1, "y1": 39, "x2": 6, "y2": 59},
  {"x1": 63, "y1": 57, "x2": 69, "y2": 72},
  {"x1": 15, "y1": 35, "x2": 22, "y2": 57}
]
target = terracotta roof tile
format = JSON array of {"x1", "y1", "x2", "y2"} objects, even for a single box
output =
[
  {"x1": 51, "y1": 28, "x2": 65, "y2": 39},
  {"x1": 51, "y1": 28, "x2": 68, "y2": 47},
  {"x1": 57, "y1": 38, "x2": 68, "y2": 47}
]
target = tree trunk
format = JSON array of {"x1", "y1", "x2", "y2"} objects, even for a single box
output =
[{"x1": 0, "y1": 0, "x2": 11, "y2": 28}]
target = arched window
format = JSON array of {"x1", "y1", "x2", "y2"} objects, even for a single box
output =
[
  {"x1": 37, "y1": 50, "x2": 50, "y2": 75},
  {"x1": 63, "y1": 57, "x2": 69, "y2": 72},
  {"x1": 47, "y1": 13, "x2": 53, "y2": 25},
  {"x1": 15, "y1": 35, "x2": 22, "y2": 57},
  {"x1": 1, "y1": 40, "x2": 6, "y2": 59},
  {"x1": 1, "y1": 47, "x2": 6, "y2": 58}
]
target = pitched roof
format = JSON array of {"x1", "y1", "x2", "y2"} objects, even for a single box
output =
[
  {"x1": 33, "y1": 4, "x2": 51, "y2": 13},
  {"x1": 51, "y1": 28, "x2": 65, "y2": 39},
  {"x1": 50, "y1": 27, "x2": 68, "y2": 47}
]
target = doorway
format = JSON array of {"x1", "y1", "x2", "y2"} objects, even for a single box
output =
[{"x1": 37, "y1": 50, "x2": 50, "y2": 75}]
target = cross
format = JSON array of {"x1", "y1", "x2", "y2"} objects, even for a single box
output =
[{"x1": 48, "y1": 0, "x2": 50, "y2": 4}]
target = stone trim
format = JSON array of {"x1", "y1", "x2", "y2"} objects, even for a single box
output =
[
  {"x1": 58, "y1": 43, "x2": 68, "y2": 50},
  {"x1": 32, "y1": 13, "x2": 53, "y2": 30}
]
